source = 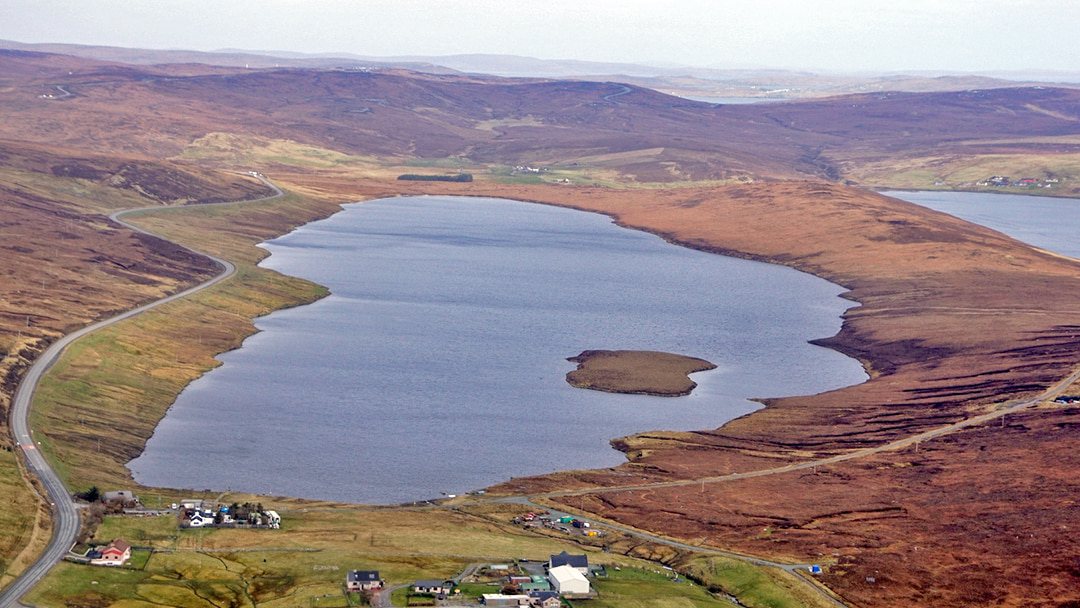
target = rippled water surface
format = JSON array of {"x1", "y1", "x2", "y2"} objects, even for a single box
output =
[
  {"x1": 887, "y1": 190, "x2": 1080, "y2": 258},
  {"x1": 130, "y1": 196, "x2": 867, "y2": 503}
]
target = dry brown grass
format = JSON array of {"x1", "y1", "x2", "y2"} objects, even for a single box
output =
[{"x1": 565, "y1": 350, "x2": 717, "y2": 397}]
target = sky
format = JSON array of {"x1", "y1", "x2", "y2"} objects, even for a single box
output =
[{"x1": 2, "y1": 0, "x2": 1079, "y2": 74}]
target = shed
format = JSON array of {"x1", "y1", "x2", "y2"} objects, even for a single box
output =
[{"x1": 481, "y1": 594, "x2": 530, "y2": 606}]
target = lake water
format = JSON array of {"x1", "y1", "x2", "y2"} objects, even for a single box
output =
[
  {"x1": 129, "y1": 195, "x2": 868, "y2": 504},
  {"x1": 885, "y1": 191, "x2": 1080, "y2": 259}
]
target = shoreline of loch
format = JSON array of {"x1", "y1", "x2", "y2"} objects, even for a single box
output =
[{"x1": 25, "y1": 176, "x2": 1080, "y2": 607}]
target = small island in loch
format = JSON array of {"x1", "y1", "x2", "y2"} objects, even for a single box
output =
[{"x1": 565, "y1": 350, "x2": 718, "y2": 397}]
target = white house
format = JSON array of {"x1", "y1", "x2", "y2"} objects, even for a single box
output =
[
  {"x1": 187, "y1": 511, "x2": 214, "y2": 527},
  {"x1": 547, "y1": 565, "x2": 589, "y2": 595}
]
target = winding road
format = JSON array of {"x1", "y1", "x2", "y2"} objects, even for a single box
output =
[
  {"x1": 2, "y1": 172, "x2": 1078, "y2": 608},
  {"x1": 0, "y1": 175, "x2": 282, "y2": 608}
]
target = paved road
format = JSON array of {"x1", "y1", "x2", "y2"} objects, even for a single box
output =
[
  {"x1": 370, "y1": 583, "x2": 407, "y2": 608},
  {"x1": 602, "y1": 84, "x2": 632, "y2": 104},
  {"x1": 0, "y1": 175, "x2": 282, "y2": 608}
]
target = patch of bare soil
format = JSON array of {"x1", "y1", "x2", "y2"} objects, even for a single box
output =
[{"x1": 565, "y1": 349, "x2": 716, "y2": 397}]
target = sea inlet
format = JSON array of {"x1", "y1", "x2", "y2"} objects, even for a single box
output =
[{"x1": 129, "y1": 196, "x2": 868, "y2": 504}]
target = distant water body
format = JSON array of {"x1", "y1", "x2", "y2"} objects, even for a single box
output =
[
  {"x1": 681, "y1": 96, "x2": 793, "y2": 105},
  {"x1": 886, "y1": 191, "x2": 1080, "y2": 259},
  {"x1": 130, "y1": 196, "x2": 868, "y2": 504}
]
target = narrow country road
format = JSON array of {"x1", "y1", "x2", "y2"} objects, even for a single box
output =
[
  {"x1": 477, "y1": 365, "x2": 1080, "y2": 608},
  {"x1": 0, "y1": 174, "x2": 282, "y2": 608},
  {"x1": 524, "y1": 364, "x2": 1080, "y2": 502},
  {"x1": 4, "y1": 170, "x2": 1078, "y2": 608}
]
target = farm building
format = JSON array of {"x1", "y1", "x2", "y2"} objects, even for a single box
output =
[
  {"x1": 547, "y1": 564, "x2": 589, "y2": 595},
  {"x1": 548, "y1": 551, "x2": 588, "y2": 574},
  {"x1": 102, "y1": 490, "x2": 139, "y2": 506}
]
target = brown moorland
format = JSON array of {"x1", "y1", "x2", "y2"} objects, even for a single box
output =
[
  {"x1": 0, "y1": 140, "x2": 273, "y2": 424},
  {"x1": 4, "y1": 51, "x2": 1080, "y2": 606},
  {"x1": 4, "y1": 50, "x2": 1080, "y2": 188},
  {"x1": 279, "y1": 174, "x2": 1080, "y2": 607},
  {"x1": 566, "y1": 350, "x2": 717, "y2": 397}
]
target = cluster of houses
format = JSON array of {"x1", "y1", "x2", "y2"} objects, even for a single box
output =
[
  {"x1": 975, "y1": 175, "x2": 1060, "y2": 188},
  {"x1": 345, "y1": 551, "x2": 595, "y2": 606},
  {"x1": 511, "y1": 165, "x2": 548, "y2": 174},
  {"x1": 480, "y1": 552, "x2": 592, "y2": 606},
  {"x1": 179, "y1": 499, "x2": 280, "y2": 529}
]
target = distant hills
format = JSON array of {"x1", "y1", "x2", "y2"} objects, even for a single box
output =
[{"x1": 3, "y1": 39, "x2": 1079, "y2": 100}]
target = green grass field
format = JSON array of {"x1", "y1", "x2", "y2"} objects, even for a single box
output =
[
  {"x1": 0, "y1": 448, "x2": 43, "y2": 588},
  {"x1": 588, "y1": 567, "x2": 737, "y2": 607}
]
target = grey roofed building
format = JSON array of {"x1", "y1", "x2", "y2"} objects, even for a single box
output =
[
  {"x1": 346, "y1": 570, "x2": 382, "y2": 591},
  {"x1": 413, "y1": 579, "x2": 452, "y2": 594},
  {"x1": 102, "y1": 490, "x2": 139, "y2": 504},
  {"x1": 548, "y1": 550, "x2": 588, "y2": 573}
]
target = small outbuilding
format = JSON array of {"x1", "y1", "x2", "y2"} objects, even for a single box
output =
[{"x1": 481, "y1": 594, "x2": 530, "y2": 607}]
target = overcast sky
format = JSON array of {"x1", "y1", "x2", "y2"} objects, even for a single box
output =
[{"x1": 2, "y1": 0, "x2": 1078, "y2": 73}]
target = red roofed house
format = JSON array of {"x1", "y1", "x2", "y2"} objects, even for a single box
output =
[{"x1": 91, "y1": 539, "x2": 131, "y2": 566}]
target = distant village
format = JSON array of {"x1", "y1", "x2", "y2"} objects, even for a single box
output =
[
  {"x1": 64, "y1": 491, "x2": 629, "y2": 606},
  {"x1": 346, "y1": 550, "x2": 598, "y2": 607},
  {"x1": 942, "y1": 175, "x2": 1063, "y2": 189}
]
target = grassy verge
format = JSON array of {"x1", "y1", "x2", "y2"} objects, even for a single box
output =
[
  {"x1": 29, "y1": 191, "x2": 342, "y2": 494},
  {"x1": 0, "y1": 448, "x2": 48, "y2": 589}
]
